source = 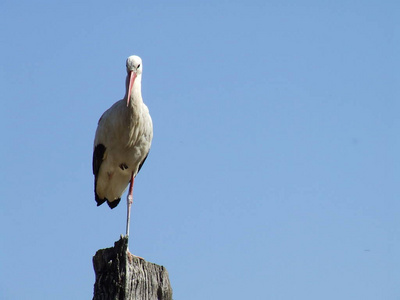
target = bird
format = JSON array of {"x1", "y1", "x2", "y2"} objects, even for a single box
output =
[{"x1": 92, "y1": 55, "x2": 153, "y2": 238}]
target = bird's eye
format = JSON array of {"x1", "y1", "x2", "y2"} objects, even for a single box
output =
[{"x1": 137, "y1": 64, "x2": 141, "y2": 69}]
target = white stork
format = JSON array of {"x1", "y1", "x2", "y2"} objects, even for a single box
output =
[{"x1": 92, "y1": 55, "x2": 153, "y2": 237}]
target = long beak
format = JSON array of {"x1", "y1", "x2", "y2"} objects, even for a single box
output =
[{"x1": 127, "y1": 71, "x2": 137, "y2": 107}]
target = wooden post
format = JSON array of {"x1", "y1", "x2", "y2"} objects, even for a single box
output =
[{"x1": 92, "y1": 236, "x2": 173, "y2": 300}]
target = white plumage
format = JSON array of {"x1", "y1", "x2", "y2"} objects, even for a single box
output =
[{"x1": 92, "y1": 55, "x2": 153, "y2": 235}]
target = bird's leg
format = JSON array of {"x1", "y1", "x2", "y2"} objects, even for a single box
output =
[
  {"x1": 126, "y1": 173, "x2": 144, "y2": 259},
  {"x1": 126, "y1": 172, "x2": 134, "y2": 238}
]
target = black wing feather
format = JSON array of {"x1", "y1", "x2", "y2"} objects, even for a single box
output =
[
  {"x1": 93, "y1": 144, "x2": 106, "y2": 175},
  {"x1": 93, "y1": 144, "x2": 106, "y2": 206}
]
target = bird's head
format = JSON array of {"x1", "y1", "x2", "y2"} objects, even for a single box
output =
[{"x1": 126, "y1": 55, "x2": 143, "y2": 106}]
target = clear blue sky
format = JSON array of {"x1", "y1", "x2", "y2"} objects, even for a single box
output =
[{"x1": 1, "y1": 1, "x2": 399, "y2": 299}]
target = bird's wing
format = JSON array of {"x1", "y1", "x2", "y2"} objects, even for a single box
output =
[
  {"x1": 92, "y1": 100, "x2": 125, "y2": 207},
  {"x1": 93, "y1": 108, "x2": 109, "y2": 206}
]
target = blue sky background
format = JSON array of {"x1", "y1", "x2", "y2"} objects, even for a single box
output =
[{"x1": 1, "y1": 1, "x2": 399, "y2": 299}]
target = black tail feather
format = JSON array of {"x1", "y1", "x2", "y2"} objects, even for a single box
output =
[
  {"x1": 95, "y1": 193, "x2": 107, "y2": 206},
  {"x1": 107, "y1": 198, "x2": 121, "y2": 209}
]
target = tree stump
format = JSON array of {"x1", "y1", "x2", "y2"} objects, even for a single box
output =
[{"x1": 93, "y1": 236, "x2": 173, "y2": 300}]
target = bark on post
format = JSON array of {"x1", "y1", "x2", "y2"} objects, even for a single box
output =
[{"x1": 93, "y1": 236, "x2": 173, "y2": 300}]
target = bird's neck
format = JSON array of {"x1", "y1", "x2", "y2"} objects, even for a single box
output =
[{"x1": 124, "y1": 74, "x2": 143, "y2": 107}]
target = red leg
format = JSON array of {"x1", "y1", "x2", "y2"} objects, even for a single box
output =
[{"x1": 126, "y1": 173, "x2": 134, "y2": 237}]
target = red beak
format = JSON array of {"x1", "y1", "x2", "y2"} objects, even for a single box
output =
[{"x1": 127, "y1": 71, "x2": 137, "y2": 107}]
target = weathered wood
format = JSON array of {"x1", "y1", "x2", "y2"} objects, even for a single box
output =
[{"x1": 93, "y1": 236, "x2": 173, "y2": 300}]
